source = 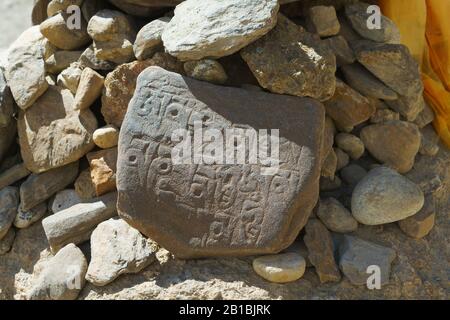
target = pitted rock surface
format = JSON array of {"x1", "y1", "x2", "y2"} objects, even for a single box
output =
[{"x1": 117, "y1": 67, "x2": 325, "y2": 258}]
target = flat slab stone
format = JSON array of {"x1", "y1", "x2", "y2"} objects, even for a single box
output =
[{"x1": 117, "y1": 66, "x2": 325, "y2": 258}]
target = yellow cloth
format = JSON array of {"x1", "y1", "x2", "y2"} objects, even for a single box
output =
[{"x1": 379, "y1": 0, "x2": 450, "y2": 148}]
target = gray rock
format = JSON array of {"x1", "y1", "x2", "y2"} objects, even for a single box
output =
[
  {"x1": 14, "y1": 202, "x2": 47, "y2": 229},
  {"x1": 341, "y1": 63, "x2": 398, "y2": 100},
  {"x1": 19, "y1": 162, "x2": 79, "y2": 212},
  {"x1": 345, "y1": 3, "x2": 400, "y2": 43},
  {"x1": 45, "y1": 50, "x2": 83, "y2": 74},
  {"x1": 351, "y1": 166, "x2": 424, "y2": 225},
  {"x1": 134, "y1": 17, "x2": 170, "y2": 61},
  {"x1": 27, "y1": 243, "x2": 87, "y2": 300},
  {"x1": 0, "y1": 227, "x2": 15, "y2": 255},
  {"x1": 340, "y1": 164, "x2": 367, "y2": 186},
  {"x1": 86, "y1": 218, "x2": 159, "y2": 286},
  {"x1": 241, "y1": 14, "x2": 336, "y2": 102},
  {"x1": 5, "y1": 26, "x2": 54, "y2": 109},
  {"x1": 0, "y1": 187, "x2": 19, "y2": 240},
  {"x1": 323, "y1": 35, "x2": 355, "y2": 66},
  {"x1": 162, "y1": 0, "x2": 280, "y2": 61},
  {"x1": 370, "y1": 108, "x2": 400, "y2": 124},
  {"x1": 360, "y1": 121, "x2": 421, "y2": 174},
  {"x1": 78, "y1": 45, "x2": 116, "y2": 71},
  {"x1": 117, "y1": 66, "x2": 325, "y2": 258},
  {"x1": 317, "y1": 198, "x2": 358, "y2": 233},
  {"x1": 338, "y1": 235, "x2": 396, "y2": 286},
  {"x1": 304, "y1": 219, "x2": 341, "y2": 283},
  {"x1": 49, "y1": 189, "x2": 82, "y2": 214},
  {"x1": 42, "y1": 192, "x2": 118, "y2": 253},
  {"x1": 0, "y1": 163, "x2": 31, "y2": 190}
]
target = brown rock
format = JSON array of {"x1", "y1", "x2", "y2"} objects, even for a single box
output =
[
  {"x1": 321, "y1": 148, "x2": 337, "y2": 179},
  {"x1": 360, "y1": 121, "x2": 421, "y2": 174},
  {"x1": 399, "y1": 194, "x2": 435, "y2": 239},
  {"x1": 74, "y1": 169, "x2": 97, "y2": 200},
  {"x1": 18, "y1": 86, "x2": 97, "y2": 173},
  {"x1": 74, "y1": 67, "x2": 105, "y2": 110},
  {"x1": 323, "y1": 35, "x2": 355, "y2": 66},
  {"x1": 241, "y1": 14, "x2": 336, "y2": 102},
  {"x1": 78, "y1": 45, "x2": 116, "y2": 71},
  {"x1": 335, "y1": 148, "x2": 349, "y2": 171},
  {"x1": 308, "y1": 6, "x2": 340, "y2": 37},
  {"x1": 335, "y1": 133, "x2": 365, "y2": 160},
  {"x1": 324, "y1": 79, "x2": 375, "y2": 130},
  {"x1": 117, "y1": 66, "x2": 325, "y2": 258},
  {"x1": 317, "y1": 198, "x2": 358, "y2": 233},
  {"x1": 304, "y1": 219, "x2": 341, "y2": 283},
  {"x1": 87, "y1": 148, "x2": 117, "y2": 197},
  {"x1": 370, "y1": 108, "x2": 400, "y2": 124},
  {"x1": 184, "y1": 59, "x2": 228, "y2": 85},
  {"x1": 101, "y1": 54, "x2": 183, "y2": 127},
  {"x1": 0, "y1": 163, "x2": 31, "y2": 190}
]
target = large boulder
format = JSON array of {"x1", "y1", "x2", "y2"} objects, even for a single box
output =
[{"x1": 117, "y1": 67, "x2": 325, "y2": 258}]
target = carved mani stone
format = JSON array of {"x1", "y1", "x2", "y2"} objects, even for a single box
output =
[{"x1": 117, "y1": 67, "x2": 325, "y2": 258}]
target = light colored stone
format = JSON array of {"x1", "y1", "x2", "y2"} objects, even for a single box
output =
[
  {"x1": 86, "y1": 218, "x2": 159, "y2": 286},
  {"x1": 134, "y1": 17, "x2": 170, "y2": 61},
  {"x1": 45, "y1": 50, "x2": 83, "y2": 74},
  {"x1": 253, "y1": 253, "x2": 306, "y2": 283},
  {"x1": 74, "y1": 168, "x2": 97, "y2": 200},
  {"x1": 93, "y1": 125, "x2": 119, "y2": 149},
  {"x1": 42, "y1": 192, "x2": 118, "y2": 253},
  {"x1": 360, "y1": 121, "x2": 421, "y2": 174},
  {"x1": 47, "y1": 0, "x2": 83, "y2": 17},
  {"x1": 304, "y1": 219, "x2": 341, "y2": 283},
  {"x1": 87, "y1": 148, "x2": 117, "y2": 196},
  {"x1": 317, "y1": 198, "x2": 358, "y2": 233},
  {"x1": 338, "y1": 235, "x2": 396, "y2": 286},
  {"x1": 308, "y1": 6, "x2": 340, "y2": 37},
  {"x1": 5, "y1": 26, "x2": 54, "y2": 109},
  {"x1": 241, "y1": 14, "x2": 336, "y2": 102},
  {"x1": 40, "y1": 11, "x2": 90, "y2": 50},
  {"x1": 14, "y1": 202, "x2": 47, "y2": 229},
  {"x1": 74, "y1": 67, "x2": 105, "y2": 110},
  {"x1": 399, "y1": 194, "x2": 435, "y2": 239},
  {"x1": 27, "y1": 243, "x2": 87, "y2": 300},
  {"x1": 79, "y1": 45, "x2": 116, "y2": 71},
  {"x1": 162, "y1": 0, "x2": 280, "y2": 61},
  {"x1": 19, "y1": 162, "x2": 79, "y2": 212},
  {"x1": 351, "y1": 166, "x2": 424, "y2": 225},
  {"x1": 57, "y1": 63, "x2": 83, "y2": 94},
  {"x1": 49, "y1": 189, "x2": 82, "y2": 214},
  {"x1": 184, "y1": 59, "x2": 228, "y2": 85},
  {"x1": 0, "y1": 187, "x2": 19, "y2": 240},
  {"x1": 335, "y1": 133, "x2": 364, "y2": 160},
  {"x1": 18, "y1": 86, "x2": 97, "y2": 173}
]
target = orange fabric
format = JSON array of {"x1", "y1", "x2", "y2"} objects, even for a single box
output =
[{"x1": 379, "y1": 0, "x2": 450, "y2": 148}]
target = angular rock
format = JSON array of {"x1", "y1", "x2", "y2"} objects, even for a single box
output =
[
  {"x1": 385, "y1": 94, "x2": 425, "y2": 122},
  {"x1": 335, "y1": 133, "x2": 365, "y2": 160},
  {"x1": 19, "y1": 162, "x2": 79, "y2": 212},
  {"x1": 14, "y1": 202, "x2": 47, "y2": 229},
  {"x1": 57, "y1": 63, "x2": 83, "y2": 94},
  {"x1": 74, "y1": 168, "x2": 97, "y2": 200},
  {"x1": 27, "y1": 243, "x2": 87, "y2": 300},
  {"x1": 86, "y1": 218, "x2": 159, "y2": 286},
  {"x1": 0, "y1": 163, "x2": 31, "y2": 190},
  {"x1": 45, "y1": 50, "x2": 83, "y2": 74},
  {"x1": 40, "y1": 11, "x2": 90, "y2": 50},
  {"x1": 341, "y1": 63, "x2": 398, "y2": 100},
  {"x1": 253, "y1": 253, "x2": 306, "y2": 283},
  {"x1": 338, "y1": 235, "x2": 396, "y2": 286},
  {"x1": 162, "y1": 0, "x2": 279, "y2": 61},
  {"x1": 0, "y1": 187, "x2": 19, "y2": 240},
  {"x1": 0, "y1": 228, "x2": 15, "y2": 255},
  {"x1": 87, "y1": 148, "x2": 118, "y2": 196},
  {"x1": 5, "y1": 26, "x2": 54, "y2": 109},
  {"x1": 321, "y1": 148, "x2": 337, "y2": 179},
  {"x1": 18, "y1": 86, "x2": 97, "y2": 173},
  {"x1": 324, "y1": 79, "x2": 375, "y2": 130},
  {"x1": 79, "y1": 45, "x2": 116, "y2": 71},
  {"x1": 398, "y1": 194, "x2": 435, "y2": 239},
  {"x1": 317, "y1": 198, "x2": 358, "y2": 233},
  {"x1": 93, "y1": 125, "x2": 119, "y2": 149},
  {"x1": 321, "y1": 116, "x2": 336, "y2": 165},
  {"x1": 340, "y1": 164, "x2": 367, "y2": 186},
  {"x1": 42, "y1": 192, "x2": 118, "y2": 253},
  {"x1": 74, "y1": 67, "x2": 105, "y2": 110},
  {"x1": 134, "y1": 17, "x2": 170, "y2": 61},
  {"x1": 414, "y1": 102, "x2": 435, "y2": 129},
  {"x1": 360, "y1": 121, "x2": 421, "y2": 174},
  {"x1": 308, "y1": 6, "x2": 340, "y2": 37},
  {"x1": 241, "y1": 15, "x2": 336, "y2": 101},
  {"x1": 102, "y1": 56, "x2": 183, "y2": 127},
  {"x1": 184, "y1": 59, "x2": 228, "y2": 85},
  {"x1": 0, "y1": 69, "x2": 14, "y2": 128},
  {"x1": 323, "y1": 35, "x2": 355, "y2": 66},
  {"x1": 351, "y1": 166, "x2": 424, "y2": 225},
  {"x1": 303, "y1": 219, "x2": 341, "y2": 283},
  {"x1": 345, "y1": 3, "x2": 400, "y2": 43},
  {"x1": 117, "y1": 66, "x2": 325, "y2": 258},
  {"x1": 50, "y1": 189, "x2": 82, "y2": 214}
]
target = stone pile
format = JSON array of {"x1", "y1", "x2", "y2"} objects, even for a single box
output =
[{"x1": 0, "y1": 0, "x2": 444, "y2": 299}]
